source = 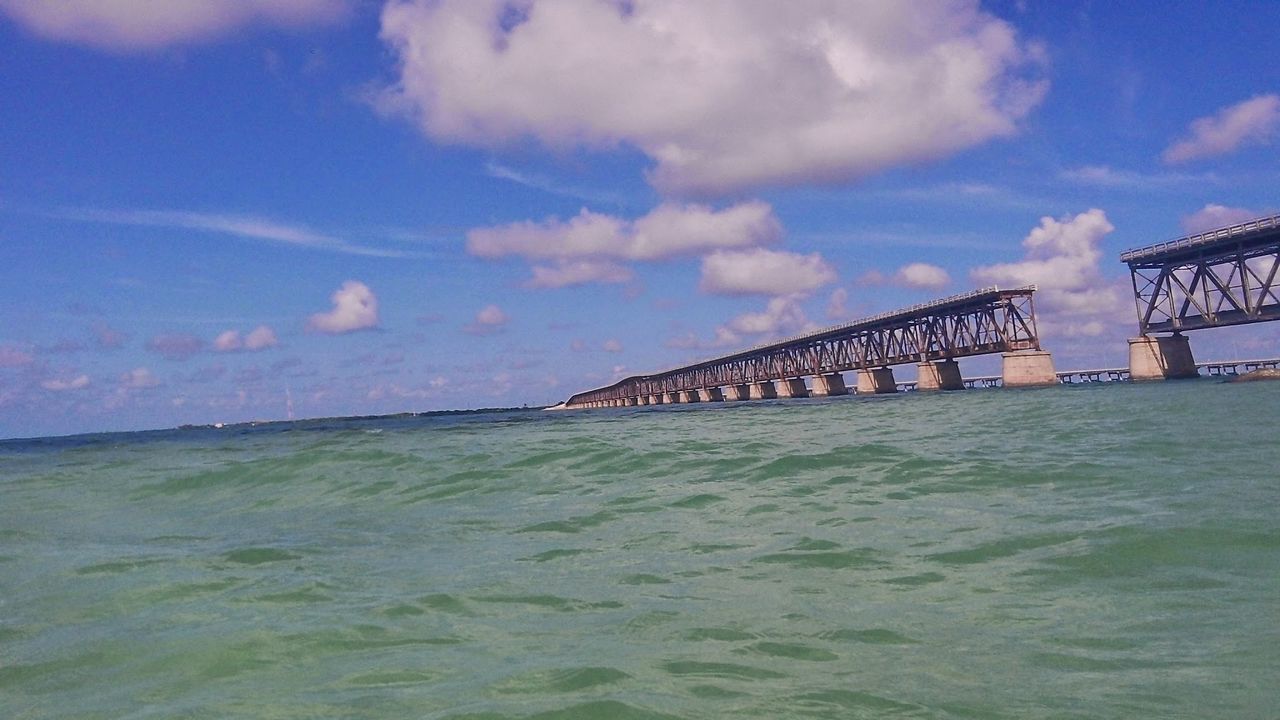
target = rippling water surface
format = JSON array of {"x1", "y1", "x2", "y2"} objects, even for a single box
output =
[{"x1": 3, "y1": 380, "x2": 1278, "y2": 719}]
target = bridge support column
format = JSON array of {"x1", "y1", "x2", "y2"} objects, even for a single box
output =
[
  {"x1": 811, "y1": 373, "x2": 848, "y2": 396},
  {"x1": 917, "y1": 360, "x2": 964, "y2": 391},
  {"x1": 665, "y1": 392, "x2": 680, "y2": 404},
  {"x1": 649, "y1": 394, "x2": 662, "y2": 405},
  {"x1": 778, "y1": 378, "x2": 809, "y2": 398},
  {"x1": 699, "y1": 387, "x2": 724, "y2": 402},
  {"x1": 1001, "y1": 350, "x2": 1058, "y2": 387},
  {"x1": 626, "y1": 397, "x2": 639, "y2": 406},
  {"x1": 678, "y1": 390, "x2": 700, "y2": 403},
  {"x1": 1128, "y1": 335, "x2": 1198, "y2": 381},
  {"x1": 749, "y1": 381, "x2": 778, "y2": 400},
  {"x1": 724, "y1": 384, "x2": 751, "y2": 401},
  {"x1": 855, "y1": 368, "x2": 897, "y2": 394}
]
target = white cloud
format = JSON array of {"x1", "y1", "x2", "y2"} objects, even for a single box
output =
[
  {"x1": 465, "y1": 304, "x2": 509, "y2": 335},
  {"x1": 307, "y1": 281, "x2": 379, "y2": 334},
  {"x1": 970, "y1": 209, "x2": 1127, "y2": 338},
  {"x1": 0, "y1": 0, "x2": 349, "y2": 51},
  {"x1": 65, "y1": 207, "x2": 409, "y2": 258},
  {"x1": 214, "y1": 325, "x2": 280, "y2": 352},
  {"x1": 1162, "y1": 94, "x2": 1280, "y2": 164},
  {"x1": 244, "y1": 325, "x2": 279, "y2": 350},
  {"x1": 894, "y1": 263, "x2": 950, "y2": 289},
  {"x1": 468, "y1": 201, "x2": 781, "y2": 262},
  {"x1": 602, "y1": 339, "x2": 623, "y2": 353},
  {"x1": 826, "y1": 287, "x2": 850, "y2": 321},
  {"x1": 380, "y1": 0, "x2": 1046, "y2": 196},
  {"x1": 525, "y1": 260, "x2": 634, "y2": 289},
  {"x1": 1181, "y1": 204, "x2": 1265, "y2": 234},
  {"x1": 213, "y1": 330, "x2": 242, "y2": 352},
  {"x1": 699, "y1": 248, "x2": 836, "y2": 297},
  {"x1": 41, "y1": 374, "x2": 90, "y2": 391}
]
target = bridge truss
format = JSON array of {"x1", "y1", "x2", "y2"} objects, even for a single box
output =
[
  {"x1": 1121, "y1": 213, "x2": 1280, "y2": 334},
  {"x1": 566, "y1": 286, "x2": 1041, "y2": 406}
]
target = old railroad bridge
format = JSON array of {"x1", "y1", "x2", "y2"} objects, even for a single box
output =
[
  {"x1": 564, "y1": 286, "x2": 1056, "y2": 408},
  {"x1": 563, "y1": 212, "x2": 1280, "y2": 409}
]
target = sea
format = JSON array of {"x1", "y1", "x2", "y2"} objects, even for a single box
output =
[{"x1": 2, "y1": 378, "x2": 1277, "y2": 720}]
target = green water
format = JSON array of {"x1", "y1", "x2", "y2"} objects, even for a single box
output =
[{"x1": 3, "y1": 380, "x2": 1278, "y2": 719}]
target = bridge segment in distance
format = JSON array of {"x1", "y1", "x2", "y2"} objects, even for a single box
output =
[
  {"x1": 1121, "y1": 213, "x2": 1280, "y2": 379},
  {"x1": 563, "y1": 286, "x2": 1056, "y2": 409}
]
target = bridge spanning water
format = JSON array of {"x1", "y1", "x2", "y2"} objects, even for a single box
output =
[
  {"x1": 1122, "y1": 213, "x2": 1280, "y2": 379},
  {"x1": 565, "y1": 286, "x2": 1058, "y2": 408}
]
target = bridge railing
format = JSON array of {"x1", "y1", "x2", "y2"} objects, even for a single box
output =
[{"x1": 1120, "y1": 212, "x2": 1280, "y2": 263}]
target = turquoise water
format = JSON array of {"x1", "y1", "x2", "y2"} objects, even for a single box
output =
[{"x1": 3, "y1": 380, "x2": 1278, "y2": 719}]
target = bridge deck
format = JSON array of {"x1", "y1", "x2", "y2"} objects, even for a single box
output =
[
  {"x1": 1120, "y1": 213, "x2": 1280, "y2": 266},
  {"x1": 566, "y1": 286, "x2": 1040, "y2": 406}
]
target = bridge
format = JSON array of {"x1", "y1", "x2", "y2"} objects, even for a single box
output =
[
  {"x1": 564, "y1": 286, "x2": 1058, "y2": 408},
  {"x1": 1121, "y1": 213, "x2": 1280, "y2": 379}
]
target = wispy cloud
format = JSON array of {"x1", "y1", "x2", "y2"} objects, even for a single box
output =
[
  {"x1": 485, "y1": 162, "x2": 630, "y2": 206},
  {"x1": 57, "y1": 207, "x2": 417, "y2": 258},
  {"x1": 1059, "y1": 165, "x2": 1216, "y2": 189}
]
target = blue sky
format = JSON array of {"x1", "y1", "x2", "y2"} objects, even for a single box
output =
[{"x1": 2, "y1": 0, "x2": 1278, "y2": 438}]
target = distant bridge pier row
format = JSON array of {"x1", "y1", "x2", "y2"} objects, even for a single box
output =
[
  {"x1": 1121, "y1": 213, "x2": 1280, "y2": 380},
  {"x1": 563, "y1": 286, "x2": 1059, "y2": 410}
]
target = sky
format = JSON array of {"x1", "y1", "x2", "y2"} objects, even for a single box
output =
[{"x1": 2, "y1": 0, "x2": 1279, "y2": 438}]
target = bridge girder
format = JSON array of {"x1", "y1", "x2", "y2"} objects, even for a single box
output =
[
  {"x1": 1122, "y1": 214, "x2": 1280, "y2": 335},
  {"x1": 566, "y1": 287, "x2": 1041, "y2": 406}
]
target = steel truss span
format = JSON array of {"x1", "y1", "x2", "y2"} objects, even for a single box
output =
[
  {"x1": 1122, "y1": 213, "x2": 1280, "y2": 335},
  {"x1": 565, "y1": 286, "x2": 1041, "y2": 406}
]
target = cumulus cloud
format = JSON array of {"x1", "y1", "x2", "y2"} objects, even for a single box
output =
[
  {"x1": 214, "y1": 330, "x2": 242, "y2": 352},
  {"x1": 41, "y1": 374, "x2": 90, "y2": 391},
  {"x1": 307, "y1": 281, "x2": 379, "y2": 334},
  {"x1": 970, "y1": 209, "x2": 1126, "y2": 337},
  {"x1": 1162, "y1": 94, "x2": 1280, "y2": 164},
  {"x1": 893, "y1": 263, "x2": 951, "y2": 289},
  {"x1": 464, "y1": 304, "x2": 509, "y2": 335},
  {"x1": 244, "y1": 325, "x2": 279, "y2": 350},
  {"x1": 380, "y1": 0, "x2": 1046, "y2": 196},
  {"x1": 699, "y1": 248, "x2": 836, "y2": 297},
  {"x1": 525, "y1": 260, "x2": 634, "y2": 289},
  {"x1": 147, "y1": 333, "x2": 204, "y2": 361},
  {"x1": 468, "y1": 201, "x2": 781, "y2": 262},
  {"x1": 1181, "y1": 204, "x2": 1265, "y2": 234},
  {"x1": 215, "y1": 325, "x2": 280, "y2": 352},
  {"x1": 0, "y1": 0, "x2": 350, "y2": 51},
  {"x1": 858, "y1": 263, "x2": 951, "y2": 289}
]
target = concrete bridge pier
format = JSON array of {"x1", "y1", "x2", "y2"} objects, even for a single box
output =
[
  {"x1": 855, "y1": 367, "x2": 897, "y2": 394},
  {"x1": 664, "y1": 392, "x2": 679, "y2": 404},
  {"x1": 1128, "y1": 335, "x2": 1198, "y2": 380},
  {"x1": 916, "y1": 360, "x2": 964, "y2": 391},
  {"x1": 749, "y1": 381, "x2": 778, "y2": 400},
  {"x1": 1001, "y1": 350, "x2": 1058, "y2": 387},
  {"x1": 677, "y1": 390, "x2": 700, "y2": 403},
  {"x1": 648, "y1": 394, "x2": 662, "y2": 405},
  {"x1": 777, "y1": 378, "x2": 809, "y2": 398},
  {"x1": 699, "y1": 387, "x2": 725, "y2": 402},
  {"x1": 626, "y1": 397, "x2": 639, "y2": 406},
  {"x1": 724, "y1": 384, "x2": 751, "y2": 401},
  {"x1": 811, "y1": 373, "x2": 848, "y2": 396}
]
